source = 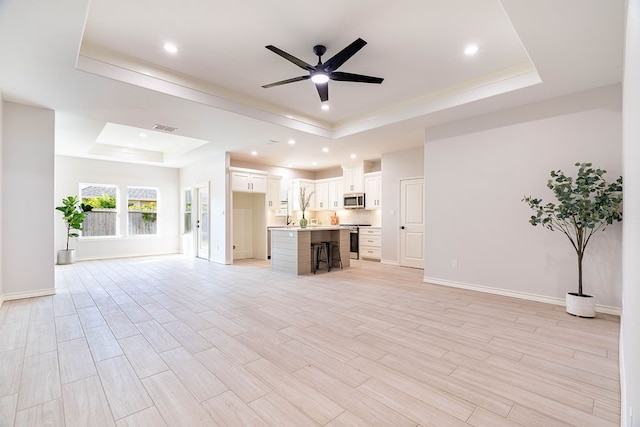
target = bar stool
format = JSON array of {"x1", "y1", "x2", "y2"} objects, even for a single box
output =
[
  {"x1": 326, "y1": 241, "x2": 343, "y2": 270},
  {"x1": 311, "y1": 242, "x2": 329, "y2": 274}
]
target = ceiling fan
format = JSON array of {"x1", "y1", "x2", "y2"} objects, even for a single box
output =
[{"x1": 262, "y1": 38, "x2": 384, "y2": 102}]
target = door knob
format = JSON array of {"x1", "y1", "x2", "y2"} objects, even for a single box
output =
[{"x1": 401, "y1": 226, "x2": 405, "y2": 229}]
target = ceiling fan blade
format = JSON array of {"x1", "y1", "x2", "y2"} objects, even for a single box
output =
[
  {"x1": 262, "y1": 75, "x2": 310, "y2": 88},
  {"x1": 330, "y1": 71, "x2": 383, "y2": 84},
  {"x1": 323, "y1": 38, "x2": 367, "y2": 72},
  {"x1": 265, "y1": 45, "x2": 315, "y2": 71},
  {"x1": 315, "y1": 83, "x2": 328, "y2": 102}
]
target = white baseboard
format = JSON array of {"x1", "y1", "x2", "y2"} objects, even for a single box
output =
[
  {"x1": 380, "y1": 259, "x2": 399, "y2": 266},
  {"x1": 2, "y1": 288, "x2": 56, "y2": 302},
  {"x1": 423, "y1": 276, "x2": 621, "y2": 316},
  {"x1": 0, "y1": 294, "x2": 4, "y2": 308}
]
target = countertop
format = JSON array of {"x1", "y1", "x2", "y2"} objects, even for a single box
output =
[{"x1": 269, "y1": 226, "x2": 343, "y2": 231}]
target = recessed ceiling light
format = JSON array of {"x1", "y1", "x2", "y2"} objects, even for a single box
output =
[
  {"x1": 287, "y1": 164, "x2": 293, "y2": 168},
  {"x1": 139, "y1": 133, "x2": 147, "y2": 138},
  {"x1": 322, "y1": 147, "x2": 329, "y2": 153},
  {"x1": 321, "y1": 104, "x2": 330, "y2": 111},
  {"x1": 164, "y1": 43, "x2": 178, "y2": 54},
  {"x1": 464, "y1": 44, "x2": 480, "y2": 56},
  {"x1": 312, "y1": 161, "x2": 317, "y2": 166},
  {"x1": 350, "y1": 153, "x2": 357, "y2": 159},
  {"x1": 251, "y1": 151, "x2": 257, "y2": 156},
  {"x1": 288, "y1": 139, "x2": 296, "y2": 145}
]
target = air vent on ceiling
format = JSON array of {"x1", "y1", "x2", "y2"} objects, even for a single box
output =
[
  {"x1": 153, "y1": 124, "x2": 178, "y2": 132},
  {"x1": 266, "y1": 139, "x2": 280, "y2": 145}
]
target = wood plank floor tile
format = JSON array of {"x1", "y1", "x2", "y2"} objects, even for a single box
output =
[
  {"x1": 14, "y1": 398, "x2": 64, "y2": 427},
  {"x1": 294, "y1": 364, "x2": 417, "y2": 426},
  {"x1": 245, "y1": 358, "x2": 344, "y2": 425},
  {"x1": 194, "y1": 347, "x2": 271, "y2": 403},
  {"x1": 0, "y1": 349, "x2": 24, "y2": 397},
  {"x1": 25, "y1": 321, "x2": 57, "y2": 357},
  {"x1": 466, "y1": 407, "x2": 524, "y2": 427},
  {"x1": 357, "y1": 377, "x2": 470, "y2": 426},
  {"x1": 58, "y1": 338, "x2": 98, "y2": 384},
  {"x1": 55, "y1": 314, "x2": 84, "y2": 342},
  {"x1": 140, "y1": 302, "x2": 178, "y2": 324},
  {"x1": 200, "y1": 327, "x2": 261, "y2": 365},
  {"x1": 248, "y1": 391, "x2": 320, "y2": 427},
  {"x1": 84, "y1": 325, "x2": 124, "y2": 362},
  {"x1": 118, "y1": 334, "x2": 169, "y2": 379},
  {"x1": 0, "y1": 394, "x2": 17, "y2": 427},
  {"x1": 159, "y1": 347, "x2": 227, "y2": 402},
  {"x1": 161, "y1": 320, "x2": 212, "y2": 353},
  {"x1": 141, "y1": 371, "x2": 216, "y2": 426},
  {"x1": 77, "y1": 306, "x2": 108, "y2": 330},
  {"x1": 201, "y1": 390, "x2": 268, "y2": 427},
  {"x1": 115, "y1": 406, "x2": 168, "y2": 427},
  {"x1": 17, "y1": 351, "x2": 61, "y2": 411},
  {"x1": 135, "y1": 320, "x2": 180, "y2": 353},
  {"x1": 349, "y1": 355, "x2": 476, "y2": 422},
  {"x1": 103, "y1": 311, "x2": 140, "y2": 340},
  {"x1": 96, "y1": 355, "x2": 153, "y2": 420},
  {"x1": 62, "y1": 376, "x2": 115, "y2": 427}
]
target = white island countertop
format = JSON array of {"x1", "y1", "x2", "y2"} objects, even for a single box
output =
[{"x1": 269, "y1": 226, "x2": 342, "y2": 231}]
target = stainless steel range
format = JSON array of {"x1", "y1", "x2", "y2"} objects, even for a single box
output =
[{"x1": 340, "y1": 224, "x2": 371, "y2": 259}]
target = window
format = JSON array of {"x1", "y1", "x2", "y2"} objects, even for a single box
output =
[
  {"x1": 127, "y1": 187, "x2": 158, "y2": 235},
  {"x1": 80, "y1": 184, "x2": 118, "y2": 236},
  {"x1": 183, "y1": 189, "x2": 193, "y2": 235}
]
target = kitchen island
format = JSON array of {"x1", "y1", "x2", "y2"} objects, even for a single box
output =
[{"x1": 270, "y1": 226, "x2": 350, "y2": 275}]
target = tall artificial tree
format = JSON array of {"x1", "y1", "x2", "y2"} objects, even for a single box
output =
[{"x1": 523, "y1": 162, "x2": 623, "y2": 296}]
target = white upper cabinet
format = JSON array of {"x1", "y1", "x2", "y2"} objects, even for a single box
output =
[
  {"x1": 231, "y1": 170, "x2": 267, "y2": 193},
  {"x1": 327, "y1": 178, "x2": 344, "y2": 210},
  {"x1": 266, "y1": 177, "x2": 282, "y2": 209},
  {"x1": 343, "y1": 164, "x2": 364, "y2": 193},
  {"x1": 314, "y1": 181, "x2": 329, "y2": 210},
  {"x1": 364, "y1": 172, "x2": 381, "y2": 209}
]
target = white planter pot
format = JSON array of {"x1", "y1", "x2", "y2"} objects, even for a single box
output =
[
  {"x1": 565, "y1": 292, "x2": 596, "y2": 318},
  {"x1": 57, "y1": 249, "x2": 76, "y2": 265}
]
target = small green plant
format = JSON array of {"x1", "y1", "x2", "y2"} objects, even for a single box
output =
[
  {"x1": 522, "y1": 162, "x2": 623, "y2": 296},
  {"x1": 56, "y1": 196, "x2": 93, "y2": 250}
]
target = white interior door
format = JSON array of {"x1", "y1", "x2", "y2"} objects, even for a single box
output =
[
  {"x1": 195, "y1": 184, "x2": 209, "y2": 260},
  {"x1": 400, "y1": 178, "x2": 424, "y2": 269}
]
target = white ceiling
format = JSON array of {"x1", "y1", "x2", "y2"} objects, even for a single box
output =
[{"x1": 0, "y1": 0, "x2": 624, "y2": 170}]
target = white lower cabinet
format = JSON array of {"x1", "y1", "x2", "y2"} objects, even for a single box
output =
[{"x1": 359, "y1": 227, "x2": 381, "y2": 260}]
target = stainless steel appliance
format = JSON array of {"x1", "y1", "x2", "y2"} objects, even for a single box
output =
[
  {"x1": 340, "y1": 224, "x2": 371, "y2": 259},
  {"x1": 343, "y1": 193, "x2": 365, "y2": 209}
]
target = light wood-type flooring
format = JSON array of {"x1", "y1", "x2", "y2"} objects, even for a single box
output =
[{"x1": 0, "y1": 255, "x2": 620, "y2": 426}]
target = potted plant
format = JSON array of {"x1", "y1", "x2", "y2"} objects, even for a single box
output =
[
  {"x1": 298, "y1": 186, "x2": 314, "y2": 228},
  {"x1": 522, "y1": 162, "x2": 622, "y2": 317},
  {"x1": 55, "y1": 195, "x2": 93, "y2": 265}
]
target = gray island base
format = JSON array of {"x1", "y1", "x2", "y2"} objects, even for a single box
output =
[{"x1": 270, "y1": 227, "x2": 351, "y2": 275}]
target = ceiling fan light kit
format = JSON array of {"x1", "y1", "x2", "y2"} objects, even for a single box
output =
[{"x1": 262, "y1": 38, "x2": 384, "y2": 102}]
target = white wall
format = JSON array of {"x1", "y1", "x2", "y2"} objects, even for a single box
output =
[
  {"x1": 380, "y1": 146, "x2": 425, "y2": 264},
  {"x1": 55, "y1": 155, "x2": 180, "y2": 260},
  {"x1": 424, "y1": 87, "x2": 622, "y2": 310},
  {"x1": 180, "y1": 152, "x2": 229, "y2": 263},
  {"x1": 2, "y1": 102, "x2": 55, "y2": 299},
  {"x1": 621, "y1": 0, "x2": 640, "y2": 424}
]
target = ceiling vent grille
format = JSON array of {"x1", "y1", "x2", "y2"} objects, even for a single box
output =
[
  {"x1": 266, "y1": 139, "x2": 280, "y2": 144},
  {"x1": 153, "y1": 124, "x2": 178, "y2": 132}
]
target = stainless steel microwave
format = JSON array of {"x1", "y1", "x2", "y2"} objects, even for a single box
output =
[{"x1": 344, "y1": 193, "x2": 365, "y2": 209}]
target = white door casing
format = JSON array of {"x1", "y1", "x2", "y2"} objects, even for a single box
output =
[
  {"x1": 195, "y1": 183, "x2": 209, "y2": 260},
  {"x1": 400, "y1": 178, "x2": 424, "y2": 269}
]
